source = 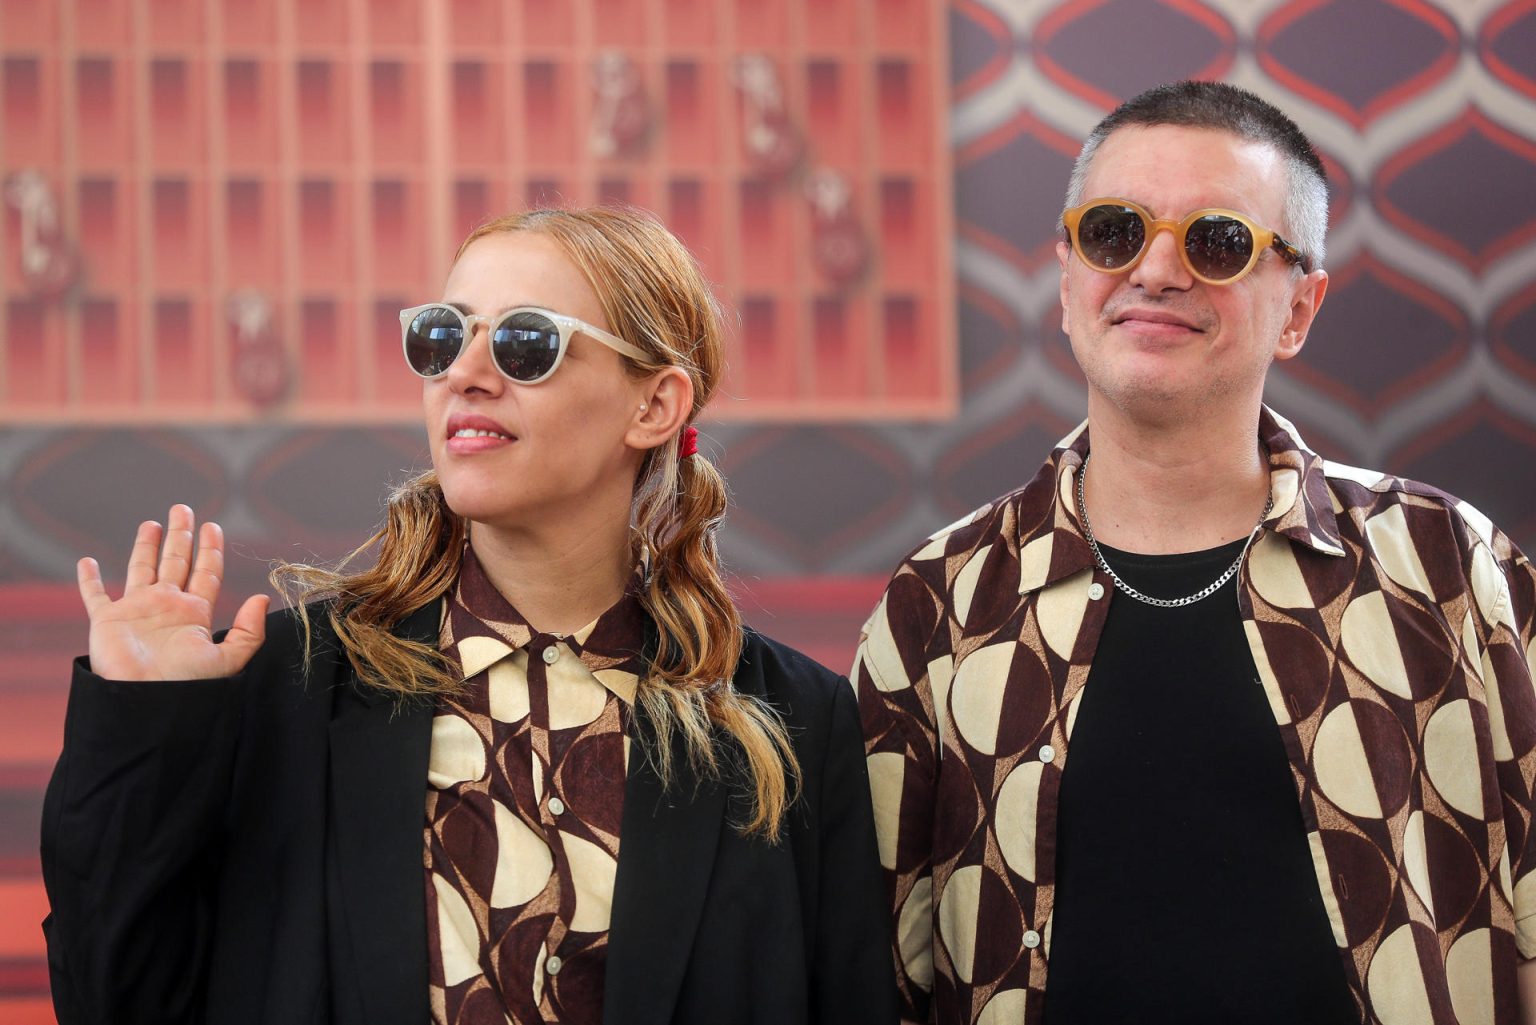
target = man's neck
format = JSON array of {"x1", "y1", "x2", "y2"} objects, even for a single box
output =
[
  {"x1": 466, "y1": 506, "x2": 635, "y2": 636},
  {"x1": 1080, "y1": 399, "x2": 1271, "y2": 555}
]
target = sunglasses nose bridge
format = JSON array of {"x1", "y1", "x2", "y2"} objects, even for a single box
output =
[
  {"x1": 443, "y1": 313, "x2": 508, "y2": 387},
  {"x1": 1130, "y1": 216, "x2": 1195, "y2": 282},
  {"x1": 1142, "y1": 216, "x2": 1183, "y2": 249},
  {"x1": 462, "y1": 313, "x2": 492, "y2": 344},
  {"x1": 463, "y1": 314, "x2": 513, "y2": 371}
]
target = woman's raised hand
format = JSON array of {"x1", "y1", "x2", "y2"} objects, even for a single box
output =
[{"x1": 76, "y1": 504, "x2": 270, "y2": 682}]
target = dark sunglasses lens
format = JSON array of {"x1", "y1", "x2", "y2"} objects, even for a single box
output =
[
  {"x1": 404, "y1": 307, "x2": 465, "y2": 377},
  {"x1": 491, "y1": 311, "x2": 562, "y2": 382},
  {"x1": 1185, "y1": 215, "x2": 1254, "y2": 279},
  {"x1": 1077, "y1": 205, "x2": 1145, "y2": 269}
]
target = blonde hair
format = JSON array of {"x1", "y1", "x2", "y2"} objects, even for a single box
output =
[{"x1": 275, "y1": 206, "x2": 798, "y2": 839}]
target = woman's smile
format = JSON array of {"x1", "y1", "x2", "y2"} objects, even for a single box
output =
[{"x1": 445, "y1": 411, "x2": 516, "y2": 454}]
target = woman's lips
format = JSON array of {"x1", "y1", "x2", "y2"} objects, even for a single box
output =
[
  {"x1": 446, "y1": 431, "x2": 513, "y2": 455},
  {"x1": 445, "y1": 413, "x2": 516, "y2": 454}
]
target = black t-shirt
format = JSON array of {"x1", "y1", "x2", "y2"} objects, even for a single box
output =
[{"x1": 1041, "y1": 538, "x2": 1359, "y2": 1025}]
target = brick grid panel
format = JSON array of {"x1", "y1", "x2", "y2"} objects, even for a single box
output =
[{"x1": 0, "y1": 0, "x2": 956, "y2": 421}]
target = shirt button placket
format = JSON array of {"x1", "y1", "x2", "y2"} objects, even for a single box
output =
[{"x1": 533, "y1": 635, "x2": 567, "y2": 987}]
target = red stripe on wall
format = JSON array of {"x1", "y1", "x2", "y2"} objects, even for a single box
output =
[
  {"x1": 0, "y1": 881, "x2": 48, "y2": 958},
  {"x1": 0, "y1": 998, "x2": 55, "y2": 1025}
]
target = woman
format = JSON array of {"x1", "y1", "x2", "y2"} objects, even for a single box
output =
[{"x1": 42, "y1": 207, "x2": 897, "y2": 1025}]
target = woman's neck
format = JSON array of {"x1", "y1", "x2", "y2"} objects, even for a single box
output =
[{"x1": 466, "y1": 510, "x2": 635, "y2": 636}]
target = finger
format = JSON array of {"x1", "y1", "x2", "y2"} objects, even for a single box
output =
[
  {"x1": 186, "y1": 520, "x2": 224, "y2": 606},
  {"x1": 157, "y1": 504, "x2": 197, "y2": 590},
  {"x1": 77, "y1": 557, "x2": 112, "y2": 617},
  {"x1": 124, "y1": 520, "x2": 163, "y2": 590},
  {"x1": 219, "y1": 594, "x2": 270, "y2": 674}
]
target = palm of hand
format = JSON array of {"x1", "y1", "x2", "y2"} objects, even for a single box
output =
[
  {"x1": 78, "y1": 506, "x2": 269, "y2": 683},
  {"x1": 90, "y1": 589, "x2": 226, "y2": 681}
]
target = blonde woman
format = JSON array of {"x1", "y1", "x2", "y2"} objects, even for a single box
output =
[{"x1": 42, "y1": 207, "x2": 897, "y2": 1025}]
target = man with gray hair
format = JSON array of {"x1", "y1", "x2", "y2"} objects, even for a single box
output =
[{"x1": 854, "y1": 80, "x2": 1536, "y2": 1024}]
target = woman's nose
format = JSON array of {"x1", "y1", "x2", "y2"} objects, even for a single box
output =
[{"x1": 443, "y1": 321, "x2": 504, "y2": 394}]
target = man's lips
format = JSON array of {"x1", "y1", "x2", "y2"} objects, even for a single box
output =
[
  {"x1": 445, "y1": 412, "x2": 516, "y2": 452},
  {"x1": 1112, "y1": 307, "x2": 1203, "y2": 332}
]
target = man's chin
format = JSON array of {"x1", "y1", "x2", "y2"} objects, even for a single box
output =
[{"x1": 1095, "y1": 380, "x2": 1225, "y2": 427}]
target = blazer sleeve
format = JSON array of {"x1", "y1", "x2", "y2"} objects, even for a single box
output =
[
  {"x1": 41, "y1": 657, "x2": 244, "y2": 1025},
  {"x1": 810, "y1": 679, "x2": 902, "y2": 1025}
]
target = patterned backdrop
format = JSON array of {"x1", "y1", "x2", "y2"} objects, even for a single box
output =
[{"x1": 2, "y1": 0, "x2": 1535, "y2": 1020}]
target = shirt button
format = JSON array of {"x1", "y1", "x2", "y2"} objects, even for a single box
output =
[
  {"x1": 548, "y1": 797, "x2": 566, "y2": 816},
  {"x1": 1039, "y1": 745, "x2": 1056, "y2": 764},
  {"x1": 1087, "y1": 582, "x2": 1105, "y2": 601},
  {"x1": 541, "y1": 646, "x2": 559, "y2": 665},
  {"x1": 1023, "y1": 930, "x2": 1041, "y2": 949},
  {"x1": 546, "y1": 954, "x2": 563, "y2": 975}
]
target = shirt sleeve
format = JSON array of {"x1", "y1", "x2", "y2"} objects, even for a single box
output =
[
  {"x1": 1480, "y1": 532, "x2": 1536, "y2": 959},
  {"x1": 851, "y1": 568, "x2": 949, "y2": 1024},
  {"x1": 41, "y1": 658, "x2": 242, "y2": 1025}
]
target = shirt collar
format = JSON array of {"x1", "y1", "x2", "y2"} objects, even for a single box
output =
[
  {"x1": 442, "y1": 545, "x2": 648, "y2": 704},
  {"x1": 1016, "y1": 404, "x2": 1345, "y2": 596},
  {"x1": 1256, "y1": 405, "x2": 1347, "y2": 557}
]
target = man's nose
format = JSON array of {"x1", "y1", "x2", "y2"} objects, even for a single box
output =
[{"x1": 1128, "y1": 224, "x2": 1193, "y2": 293}]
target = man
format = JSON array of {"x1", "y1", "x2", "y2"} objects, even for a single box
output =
[{"x1": 853, "y1": 81, "x2": 1536, "y2": 1025}]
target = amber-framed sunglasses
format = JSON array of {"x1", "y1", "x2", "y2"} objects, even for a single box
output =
[
  {"x1": 400, "y1": 303, "x2": 649, "y2": 385},
  {"x1": 1062, "y1": 198, "x2": 1312, "y2": 285}
]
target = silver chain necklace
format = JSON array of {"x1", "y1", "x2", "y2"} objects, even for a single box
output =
[{"x1": 1076, "y1": 453, "x2": 1273, "y2": 608}]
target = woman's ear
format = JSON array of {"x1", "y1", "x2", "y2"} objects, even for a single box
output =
[{"x1": 626, "y1": 367, "x2": 694, "y2": 451}]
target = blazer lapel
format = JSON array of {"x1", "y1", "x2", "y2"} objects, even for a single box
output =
[
  {"x1": 327, "y1": 600, "x2": 440, "y2": 1025},
  {"x1": 603, "y1": 704, "x2": 728, "y2": 1025}
]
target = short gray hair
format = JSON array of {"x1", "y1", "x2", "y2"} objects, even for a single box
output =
[{"x1": 1062, "y1": 81, "x2": 1328, "y2": 271}]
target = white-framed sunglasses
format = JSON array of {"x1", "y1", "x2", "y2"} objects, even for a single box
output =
[{"x1": 399, "y1": 303, "x2": 649, "y2": 385}]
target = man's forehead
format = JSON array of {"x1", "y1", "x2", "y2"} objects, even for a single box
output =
[{"x1": 1082, "y1": 124, "x2": 1288, "y2": 215}]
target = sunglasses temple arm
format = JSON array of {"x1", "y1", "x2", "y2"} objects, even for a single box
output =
[{"x1": 1270, "y1": 235, "x2": 1310, "y2": 271}]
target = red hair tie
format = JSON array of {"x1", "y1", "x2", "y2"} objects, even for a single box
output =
[{"x1": 679, "y1": 424, "x2": 699, "y2": 460}]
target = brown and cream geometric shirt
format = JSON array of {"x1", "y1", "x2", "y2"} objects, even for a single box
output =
[
  {"x1": 424, "y1": 547, "x2": 646, "y2": 1025},
  {"x1": 853, "y1": 407, "x2": 1536, "y2": 1025}
]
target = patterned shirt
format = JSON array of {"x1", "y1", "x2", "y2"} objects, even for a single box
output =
[
  {"x1": 853, "y1": 407, "x2": 1536, "y2": 1025},
  {"x1": 425, "y1": 547, "x2": 646, "y2": 1025}
]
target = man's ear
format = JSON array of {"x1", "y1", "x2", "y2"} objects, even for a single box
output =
[
  {"x1": 1275, "y1": 269, "x2": 1328, "y2": 362},
  {"x1": 626, "y1": 367, "x2": 694, "y2": 451},
  {"x1": 1057, "y1": 239, "x2": 1073, "y2": 336}
]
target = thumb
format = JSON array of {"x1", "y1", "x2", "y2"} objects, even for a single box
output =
[{"x1": 219, "y1": 594, "x2": 270, "y2": 673}]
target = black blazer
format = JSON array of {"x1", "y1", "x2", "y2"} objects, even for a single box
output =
[{"x1": 41, "y1": 602, "x2": 898, "y2": 1025}]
